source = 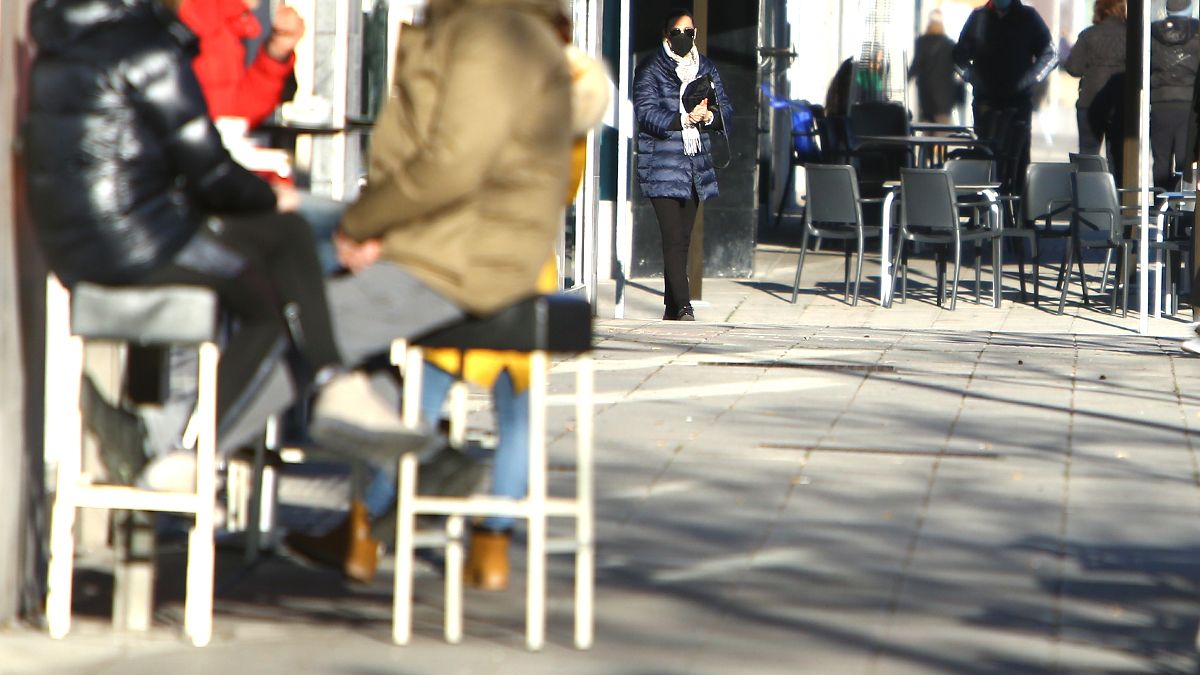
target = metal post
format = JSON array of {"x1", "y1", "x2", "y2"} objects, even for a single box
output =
[
  {"x1": 614, "y1": 0, "x2": 632, "y2": 318},
  {"x1": 1, "y1": 0, "x2": 35, "y2": 625},
  {"x1": 1138, "y1": 0, "x2": 1151, "y2": 334}
]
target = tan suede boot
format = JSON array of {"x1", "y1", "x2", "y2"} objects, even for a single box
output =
[
  {"x1": 286, "y1": 499, "x2": 380, "y2": 583},
  {"x1": 465, "y1": 527, "x2": 511, "y2": 591}
]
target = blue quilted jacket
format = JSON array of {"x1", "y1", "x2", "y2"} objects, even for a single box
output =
[{"x1": 634, "y1": 47, "x2": 732, "y2": 201}]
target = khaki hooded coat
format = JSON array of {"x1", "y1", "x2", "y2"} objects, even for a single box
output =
[{"x1": 340, "y1": 0, "x2": 573, "y2": 315}]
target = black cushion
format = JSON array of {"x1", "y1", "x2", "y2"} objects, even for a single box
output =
[
  {"x1": 412, "y1": 294, "x2": 592, "y2": 353},
  {"x1": 71, "y1": 283, "x2": 220, "y2": 345}
]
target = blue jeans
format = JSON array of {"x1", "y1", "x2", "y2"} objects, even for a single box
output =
[
  {"x1": 295, "y1": 192, "x2": 346, "y2": 276},
  {"x1": 364, "y1": 362, "x2": 530, "y2": 531}
]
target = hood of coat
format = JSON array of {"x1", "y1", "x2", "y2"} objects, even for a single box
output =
[
  {"x1": 31, "y1": 0, "x2": 194, "y2": 55},
  {"x1": 428, "y1": 0, "x2": 567, "y2": 21},
  {"x1": 1154, "y1": 16, "x2": 1198, "y2": 45}
]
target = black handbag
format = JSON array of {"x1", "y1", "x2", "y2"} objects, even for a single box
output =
[
  {"x1": 681, "y1": 74, "x2": 716, "y2": 112},
  {"x1": 680, "y1": 74, "x2": 730, "y2": 169}
]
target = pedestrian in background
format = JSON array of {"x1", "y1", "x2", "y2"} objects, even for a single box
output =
[
  {"x1": 954, "y1": 0, "x2": 1056, "y2": 194},
  {"x1": 633, "y1": 8, "x2": 732, "y2": 322},
  {"x1": 1151, "y1": 0, "x2": 1199, "y2": 190},
  {"x1": 1063, "y1": 0, "x2": 1126, "y2": 178},
  {"x1": 909, "y1": 10, "x2": 959, "y2": 124}
]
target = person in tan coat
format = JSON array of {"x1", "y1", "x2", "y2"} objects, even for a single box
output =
[
  {"x1": 310, "y1": 0, "x2": 572, "y2": 434},
  {"x1": 331, "y1": 0, "x2": 573, "y2": 317},
  {"x1": 241, "y1": 0, "x2": 573, "y2": 579},
  {"x1": 285, "y1": 0, "x2": 586, "y2": 583}
]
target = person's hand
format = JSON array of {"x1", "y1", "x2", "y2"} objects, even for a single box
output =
[
  {"x1": 265, "y1": 5, "x2": 305, "y2": 62},
  {"x1": 272, "y1": 182, "x2": 301, "y2": 213},
  {"x1": 687, "y1": 98, "x2": 709, "y2": 125},
  {"x1": 333, "y1": 230, "x2": 382, "y2": 273}
]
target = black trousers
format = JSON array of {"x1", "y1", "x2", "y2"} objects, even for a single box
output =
[
  {"x1": 136, "y1": 211, "x2": 340, "y2": 431},
  {"x1": 1151, "y1": 105, "x2": 1190, "y2": 191},
  {"x1": 650, "y1": 195, "x2": 699, "y2": 314},
  {"x1": 1077, "y1": 105, "x2": 1124, "y2": 183},
  {"x1": 973, "y1": 98, "x2": 1032, "y2": 195}
]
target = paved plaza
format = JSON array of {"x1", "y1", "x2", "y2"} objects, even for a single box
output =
[{"x1": 3, "y1": 246, "x2": 1200, "y2": 674}]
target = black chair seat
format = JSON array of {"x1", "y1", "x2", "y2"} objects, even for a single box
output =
[
  {"x1": 412, "y1": 294, "x2": 592, "y2": 353},
  {"x1": 70, "y1": 283, "x2": 220, "y2": 345}
]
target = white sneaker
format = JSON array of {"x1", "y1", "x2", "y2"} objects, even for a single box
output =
[
  {"x1": 1183, "y1": 337, "x2": 1200, "y2": 356},
  {"x1": 309, "y1": 371, "x2": 437, "y2": 464},
  {"x1": 137, "y1": 449, "x2": 196, "y2": 492}
]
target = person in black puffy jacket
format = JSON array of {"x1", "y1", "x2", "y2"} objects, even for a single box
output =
[
  {"x1": 909, "y1": 11, "x2": 960, "y2": 124},
  {"x1": 633, "y1": 8, "x2": 731, "y2": 322},
  {"x1": 1151, "y1": 0, "x2": 1200, "y2": 189},
  {"x1": 24, "y1": 0, "x2": 423, "y2": 485},
  {"x1": 954, "y1": 0, "x2": 1056, "y2": 193}
]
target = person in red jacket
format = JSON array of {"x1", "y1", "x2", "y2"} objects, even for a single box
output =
[{"x1": 172, "y1": 0, "x2": 305, "y2": 127}]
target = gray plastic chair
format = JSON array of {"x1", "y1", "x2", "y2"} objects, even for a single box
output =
[
  {"x1": 791, "y1": 164, "x2": 883, "y2": 306},
  {"x1": 943, "y1": 158, "x2": 995, "y2": 185},
  {"x1": 1009, "y1": 162, "x2": 1077, "y2": 305},
  {"x1": 1068, "y1": 152, "x2": 1109, "y2": 173},
  {"x1": 895, "y1": 168, "x2": 1002, "y2": 310},
  {"x1": 1059, "y1": 171, "x2": 1138, "y2": 316}
]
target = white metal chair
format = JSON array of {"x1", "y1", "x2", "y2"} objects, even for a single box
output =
[
  {"x1": 45, "y1": 276, "x2": 220, "y2": 646},
  {"x1": 390, "y1": 294, "x2": 594, "y2": 651}
]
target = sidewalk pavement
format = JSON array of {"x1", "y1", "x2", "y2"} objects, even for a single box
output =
[{"x1": 3, "y1": 245, "x2": 1200, "y2": 674}]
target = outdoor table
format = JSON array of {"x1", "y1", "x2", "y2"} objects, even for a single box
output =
[
  {"x1": 856, "y1": 134, "x2": 991, "y2": 168},
  {"x1": 879, "y1": 181, "x2": 1003, "y2": 307},
  {"x1": 1153, "y1": 191, "x2": 1196, "y2": 317},
  {"x1": 910, "y1": 122, "x2": 975, "y2": 136}
]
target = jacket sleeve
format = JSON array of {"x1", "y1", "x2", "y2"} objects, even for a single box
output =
[
  {"x1": 1017, "y1": 16, "x2": 1057, "y2": 93},
  {"x1": 1062, "y1": 30, "x2": 1087, "y2": 77},
  {"x1": 634, "y1": 60, "x2": 681, "y2": 139},
  {"x1": 707, "y1": 65, "x2": 733, "y2": 132},
  {"x1": 340, "y1": 15, "x2": 553, "y2": 241},
  {"x1": 127, "y1": 46, "x2": 276, "y2": 214},
  {"x1": 178, "y1": 0, "x2": 293, "y2": 127},
  {"x1": 953, "y1": 13, "x2": 978, "y2": 71},
  {"x1": 220, "y1": 50, "x2": 295, "y2": 127}
]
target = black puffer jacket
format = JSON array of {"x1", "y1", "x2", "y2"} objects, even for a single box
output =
[
  {"x1": 1151, "y1": 17, "x2": 1200, "y2": 104},
  {"x1": 24, "y1": 0, "x2": 275, "y2": 286},
  {"x1": 953, "y1": 0, "x2": 1056, "y2": 105},
  {"x1": 910, "y1": 33, "x2": 959, "y2": 118}
]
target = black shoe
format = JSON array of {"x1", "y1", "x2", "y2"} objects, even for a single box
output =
[
  {"x1": 676, "y1": 305, "x2": 696, "y2": 321},
  {"x1": 80, "y1": 375, "x2": 148, "y2": 485}
]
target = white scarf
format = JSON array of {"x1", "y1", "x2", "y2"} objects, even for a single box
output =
[{"x1": 664, "y1": 41, "x2": 702, "y2": 156}]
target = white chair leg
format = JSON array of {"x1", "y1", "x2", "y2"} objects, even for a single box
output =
[
  {"x1": 526, "y1": 351, "x2": 549, "y2": 651},
  {"x1": 574, "y1": 355, "x2": 594, "y2": 650},
  {"x1": 184, "y1": 341, "x2": 219, "y2": 647},
  {"x1": 444, "y1": 516, "x2": 464, "y2": 644},
  {"x1": 46, "y1": 333, "x2": 84, "y2": 640},
  {"x1": 393, "y1": 345, "x2": 424, "y2": 645},
  {"x1": 448, "y1": 380, "x2": 468, "y2": 449}
]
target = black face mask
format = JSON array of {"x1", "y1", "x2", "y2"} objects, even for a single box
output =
[{"x1": 669, "y1": 32, "x2": 694, "y2": 57}]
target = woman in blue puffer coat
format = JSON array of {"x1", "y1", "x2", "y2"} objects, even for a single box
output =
[{"x1": 634, "y1": 8, "x2": 731, "y2": 321}]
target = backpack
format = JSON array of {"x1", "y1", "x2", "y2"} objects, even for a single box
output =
[{"x1": 788, "y1": 100, "x2": 823, "y2": 165}]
